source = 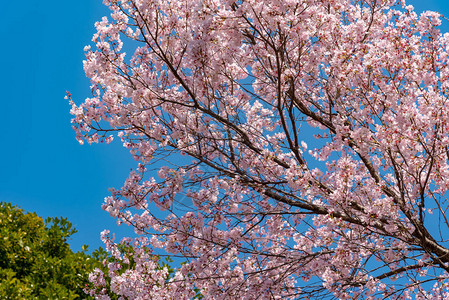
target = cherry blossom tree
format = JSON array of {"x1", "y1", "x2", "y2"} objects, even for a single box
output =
[{"x1": 70, "y1": 0, "x2": 449, "y2": 298}]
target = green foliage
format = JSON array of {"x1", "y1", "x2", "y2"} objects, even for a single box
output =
[
  {"x1": 0, "y1": 202, "x2": 184, "y2": 299},
  {"x1": 0, "y1": 202, "x2": 102, "y2": 299}
]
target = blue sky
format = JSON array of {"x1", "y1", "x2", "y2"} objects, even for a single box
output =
[{"x1": 0, "y1": 0, "x2": 448, "y2": 252}]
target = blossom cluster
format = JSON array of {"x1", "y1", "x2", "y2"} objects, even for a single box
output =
[{"x1": 71, "y1": 0, "x2": 449, "y2": 298}]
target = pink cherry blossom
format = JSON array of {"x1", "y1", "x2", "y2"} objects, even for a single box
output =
[{"x1": 71, "y1": 0, "x2": 449, "y2": 298}]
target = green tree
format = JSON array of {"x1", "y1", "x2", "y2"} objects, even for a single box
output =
[{"x1": 0, "y1": 202, "x2": 102, "y2": 299}]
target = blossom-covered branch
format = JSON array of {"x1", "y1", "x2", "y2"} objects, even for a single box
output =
[{"x1": 71, "y1": 0, "x2": 449, "y2": 298}]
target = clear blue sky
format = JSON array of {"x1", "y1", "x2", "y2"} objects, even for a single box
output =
[{"x1": 0, "y1": 0, "x2": 448, "y2": 252}]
